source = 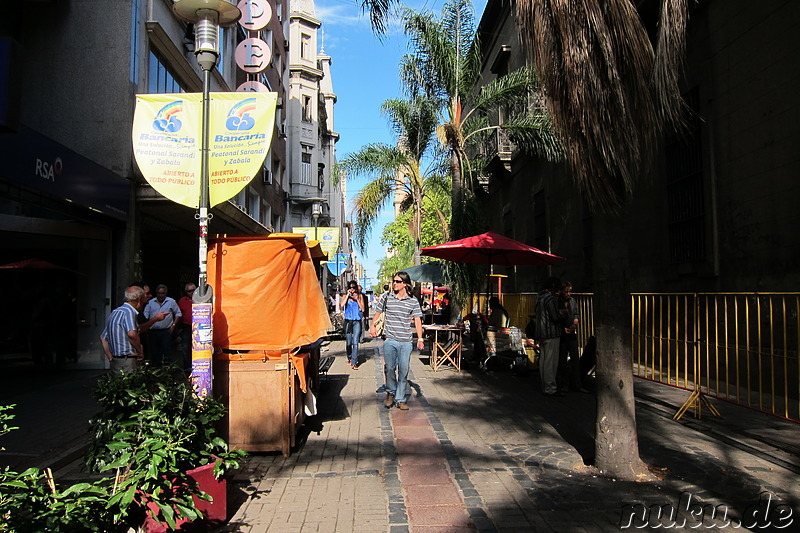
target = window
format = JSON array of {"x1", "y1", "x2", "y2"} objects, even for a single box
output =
[
  {"x1": 666, "y1": 88, "x2": 705, "y2": 263},
  {"x1": 300, "y1": 149, "x2": 312, "y2": 185},
  {"x1": 130, "y1": 0, "x2": 143, "y2": 84},
  {"x1": 148, "y1": 51, "x2": 186, "y2": 93},
  {"x1": 301, "y1": 33, "x2": 311, "y2": 59},
  {"x1": 217, "y1": 27, "x2": 226, "y2": 76},
  {"x1": 247, "y1": 187, "x2": 260, "y2": 221},
  {"x1": 533, "y1": 189, "x2": 548, "y2": 252},
  {"x1": 302, "y1": 95, "x2": 313, "y2": 122}
]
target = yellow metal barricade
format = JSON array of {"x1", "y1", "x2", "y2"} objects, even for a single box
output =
[{"x1": 632, "y1": 293, "x2": 800, "y2": 422}]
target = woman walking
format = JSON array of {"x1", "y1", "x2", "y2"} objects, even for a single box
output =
[{"x1": 343, "y1": 280, "x2": 366, "y2": 369}]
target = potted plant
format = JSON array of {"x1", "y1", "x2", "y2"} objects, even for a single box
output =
[
  {"x1": 85, "y1": 366, "x2": 245, "y2": 531},
  {"x1": 1, "y1": 405, "x2": 115, "y2": 532}
]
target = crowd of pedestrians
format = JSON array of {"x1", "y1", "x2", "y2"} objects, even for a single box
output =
[{"x1": 100, "y1": 281, "x2": 196, "y2": 373}]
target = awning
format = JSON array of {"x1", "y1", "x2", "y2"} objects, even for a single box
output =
[{"x1": 207, "y1": 233, "x2": 331, "y2": 351}]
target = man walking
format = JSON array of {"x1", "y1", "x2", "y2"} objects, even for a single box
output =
[
  {"x1": 370, "y1": 271, "x2": 424, "y2": 410},
  {"x1": 100, "y1": 285, "x2": 146, "y2": 374},
  {"x1": 143, "y1": 284, "x2": 181, "y2": 367},
  {"x1": 536, "y1": 277, "x2": 562, "y2": 396}
]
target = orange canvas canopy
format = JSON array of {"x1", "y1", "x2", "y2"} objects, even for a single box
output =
[
  {"x1": 207, "y1": 234, "x2": 331, "y2": 351},
  {"x1": 306, "y1": 240, "x2": 327, "y2": 261}
]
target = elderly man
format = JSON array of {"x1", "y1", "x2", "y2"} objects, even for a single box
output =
[
  {"x1": 143, "y1": 284, "x2": 181, "y2": 367},
  {"x1": 100, "y1": 285, "x2": 146, "y2": 374}
]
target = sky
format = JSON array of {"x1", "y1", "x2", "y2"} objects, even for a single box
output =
[{"x1": 314, "y1": 0, "x2": 488, "y2": 287}]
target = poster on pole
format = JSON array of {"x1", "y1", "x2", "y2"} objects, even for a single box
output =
[{"x1": 132, "y1": 92, "x2": 277, "y2": 207}]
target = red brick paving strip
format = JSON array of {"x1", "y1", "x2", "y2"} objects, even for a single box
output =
[{"x1": 392, "y1": 401, "x2": 474, "y2": 530}]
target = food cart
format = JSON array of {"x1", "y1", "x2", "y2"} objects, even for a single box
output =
[{"x1": 207, "y1": 234, "x2": 331, "y2": 456}]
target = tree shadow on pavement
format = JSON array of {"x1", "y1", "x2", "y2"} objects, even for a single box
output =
[{"x1": 413, "y1": 365, "x2": 800, "y2": 530}]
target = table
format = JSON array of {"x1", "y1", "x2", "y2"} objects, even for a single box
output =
[{"x1": 423, "y1": 324, "x2": 464, "y2": 371}]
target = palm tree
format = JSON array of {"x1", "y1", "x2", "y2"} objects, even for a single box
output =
[
  {"x1": 514, "y1": 0, "x2": 688, "y2": 479},
  {"x1": 401, "y1": 0, "x2": 562, "y2": 237},
  {"x1": 340, "y1": 96, "x2": 449, "y2": 266}
]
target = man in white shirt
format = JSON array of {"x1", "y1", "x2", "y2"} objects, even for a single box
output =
[{"x1": 143, "y1": 284, "x2": 181, "y2": 367}]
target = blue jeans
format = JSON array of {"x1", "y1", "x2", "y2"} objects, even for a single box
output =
[
  {"x1": 345, "y1": 320, "x2": 362, "y2": 366},
  {"x1": 384, "y1": 338, "x2": 412, "y2": 403}
]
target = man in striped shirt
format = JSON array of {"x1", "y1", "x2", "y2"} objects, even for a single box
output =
[
  {"x1": 370, "y1": 271, "x2": 424, "y2": 411},
  {"x1": 100, "y1": 285, "x2": 146, "y2": 374}
]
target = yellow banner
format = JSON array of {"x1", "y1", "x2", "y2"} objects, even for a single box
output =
[
  {"x1": 292, "y1": 227, "x2": 340, "y2": 256},
  {"x1": 132, "y1": 92, "x2": 277, "y2": 207}
]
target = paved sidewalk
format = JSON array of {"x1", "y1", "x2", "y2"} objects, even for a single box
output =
[
  {"x1": 219, "y1": 338, "x2": 800, "y2": 532},
  {"x1": 1, "y1": 339, "x2": 797, "y2": 531}
]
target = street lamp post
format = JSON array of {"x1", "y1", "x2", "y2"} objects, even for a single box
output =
[{"x1": 172, "y1": 0, "x2": 240, "y2": 395}]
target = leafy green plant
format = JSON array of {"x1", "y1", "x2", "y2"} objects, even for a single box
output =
[
  {"x1": 1, "y1": 405, "x2": 115, "y2": 532},
  {"x1": 0, "y1": 367, "x2": 244, "y2": 532},
  {"x1": 86, "y1": 366, "x2": 245, "y2": 529}
]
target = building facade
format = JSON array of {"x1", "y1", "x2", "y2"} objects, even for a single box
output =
[
  {"x1": 286, "y1": 0, "x2": 347, "y2": 296},
  {"x1": 474, "y1": 0, "x2": 800, "y2": 295},
  {"x1": 0, "y1": 0, "x2": 299, "y2": 366}
]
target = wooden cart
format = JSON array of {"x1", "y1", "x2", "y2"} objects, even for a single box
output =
[{"x1": 207, "y1": 235, "x2": 330, "y2": 456}]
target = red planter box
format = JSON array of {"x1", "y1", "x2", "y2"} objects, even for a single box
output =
[{"x1": 143, "y1": 463, "x2": 227, "y2": 532}]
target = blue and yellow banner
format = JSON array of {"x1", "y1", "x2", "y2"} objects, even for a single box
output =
[
  {"x1": 292, "y1": 227, "x2": 340, "y2": 257},
  {"x1": 132, "y1": 92, "x2": 277, "y2": 207}
]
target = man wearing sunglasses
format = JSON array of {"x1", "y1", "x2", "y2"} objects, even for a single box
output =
[{"x1": 370, "y1": 271, "x2": 424, "y2": 410}]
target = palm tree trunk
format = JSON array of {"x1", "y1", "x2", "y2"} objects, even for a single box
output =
[
  {"x1": 450, "y1": 150, "x2": 463, "y2": 238},
  {"x1": 413, "y1": 191, "x2": 422, "y2": 266},
  {"x1": 591, "y1": 212, "x2": 648, "y2": 479}
]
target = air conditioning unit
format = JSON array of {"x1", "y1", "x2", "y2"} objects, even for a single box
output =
[
  {"x1": 283, "y1": 39, "x2": 289, "y2": 49},
  {"x1": 279, "y1": 124, "x2": 287, "y2": 138}
]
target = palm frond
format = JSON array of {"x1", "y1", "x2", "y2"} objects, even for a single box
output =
[
  {"x1": 359, "y1": 0, "x2": 397, "y2": 36},
  {"x1": 501, "y1": 114, "x2": 564, "y2": 162},
  {"x1": 352, "y1": 176, "x2": 396, "y2": 253},
  {"x1": 652, "y1": 0, "x2": 689, "y2": 129},
  {"x1": 339, "y1": 143, "x2": 407, "y2": 180},
  {"x1": 381, "y1": 97, "x2": 440, "y2": 162},
  {"x1": 516, "y1": 0, "x2": 687, "y2": 213},
  {"x1": 470, "y1": 67, "x2": 535, "y2": 112}
]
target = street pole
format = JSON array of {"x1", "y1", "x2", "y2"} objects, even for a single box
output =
[{"x1": 173, "y1": 0, "x2": 241, "y2": 396}]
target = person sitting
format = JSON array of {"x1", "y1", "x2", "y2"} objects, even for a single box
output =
[
  {"x1": 488, "y1": 297, "x2": 510, "y2": 329},
  {"x1": 486, "y1": 297, "x2": 511, "y2": 358}
]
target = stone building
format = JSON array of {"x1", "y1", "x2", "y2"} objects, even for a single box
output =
[
  {"x1": 0, "y1": 0, "x2": 345, "y2": 366},
  {"x1": 475, "y1": 0, "x2": 800, "y2": 295}
]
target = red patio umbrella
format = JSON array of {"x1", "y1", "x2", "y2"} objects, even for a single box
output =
[
  {"x1": 420, "y1": 231, "x2": 565, "y2": 266},
  {"x1": 421, "y1": 232, "x2": 565, "y2": 313}
]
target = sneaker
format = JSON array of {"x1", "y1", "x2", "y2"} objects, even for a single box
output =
[
  {"x1": 384, "y1": 393, "x2": 395, "y2": 408},
  {"x1": 397, "y1": 402, "x2": 409, "y2": 410}
]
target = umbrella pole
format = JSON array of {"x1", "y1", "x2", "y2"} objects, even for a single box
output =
[{"x1": 485, "y1": 262, "x2": 492, "y2": 314}]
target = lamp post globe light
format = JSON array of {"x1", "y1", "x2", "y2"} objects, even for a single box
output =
[{"x1": 172, "y1": 0, "x2": 241, "y2": 395}]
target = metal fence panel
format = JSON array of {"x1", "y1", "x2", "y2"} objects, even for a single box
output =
[{"x1": 632, "y1": 293, "x2": 800, "y2": 422}]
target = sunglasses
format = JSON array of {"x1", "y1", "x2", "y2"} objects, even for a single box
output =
[{"x1": 392, "y1": 279, "x2": 403, "y2": 284}]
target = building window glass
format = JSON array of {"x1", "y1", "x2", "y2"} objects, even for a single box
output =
[
  {"x1": 217, "y1": 27, "x2": 226, "y2": 76},
  {"x1": 148, "y1": 51, "x2": 186, "y2": 94},
  {"x1": 533, "y1": 189, "x2": 548, "y2": 252},
  {"x1": 302, "y1": 95, "x2": 313, "y2": 122},
  {"x1": 130, "y1": 0, "x2": 143, "y2": 84},
  {"x1": 248, "y1": 187, "x2": 260, "y2": 221},
  {"x1": 301, "y1": 150, "x2": 312, "y2": 185},
  {"x1": 666, "y1": 88, "x2": 705, "y2": 263},
  {"x1": 301, "y1": 33, "x2": 311, "y2": 59}
]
